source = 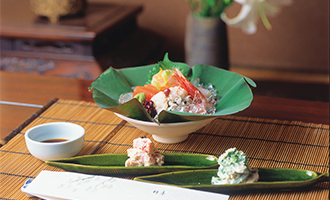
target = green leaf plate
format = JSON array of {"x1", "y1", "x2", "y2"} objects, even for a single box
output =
[
  {"x1": 45, "y1": 153, "x2": 218, "y2": 176},
  {"x1": 134, "y1": 168, "x2": 329, "y2": 194},
  {"x1": 89, "y1": 54, "x2": 256, "y2": 123}
]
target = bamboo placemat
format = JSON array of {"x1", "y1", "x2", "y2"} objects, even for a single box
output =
[{"x1": 0, "y1": 99, "x2": 329, "y2": 199}]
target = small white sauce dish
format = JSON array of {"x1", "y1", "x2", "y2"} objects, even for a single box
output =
[{"x1": 25, "y1": 122, "x2": 85, "y2": 161}]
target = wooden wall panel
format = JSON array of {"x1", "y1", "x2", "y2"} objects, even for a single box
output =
[{"x1": 88, "y1": 0, "x2": 329, "y2": 74}]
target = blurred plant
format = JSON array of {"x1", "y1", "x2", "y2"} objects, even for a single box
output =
[
  {"x1": 186, "y1": 0, "x2": 234, "y2": 17},
  {"x1": 186, "y1": 0, "x2": 293, "y2": 34}
]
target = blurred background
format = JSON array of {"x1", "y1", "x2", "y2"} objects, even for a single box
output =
[{"x1": 1, "y1": 0, "x2": 329, "y2": 102}]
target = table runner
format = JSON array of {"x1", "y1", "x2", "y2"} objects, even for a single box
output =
[{"x1": 0, "y1": 99, "x2": 329, "y2": 199}]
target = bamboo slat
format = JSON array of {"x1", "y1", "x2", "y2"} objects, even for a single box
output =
[{"x1": 0, "y1": 99, "x2": 329, "y2": 200}]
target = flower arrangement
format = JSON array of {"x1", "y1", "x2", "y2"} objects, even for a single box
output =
[{"x1": 186, "y1": 0, "x2": 293, "y2": 34}]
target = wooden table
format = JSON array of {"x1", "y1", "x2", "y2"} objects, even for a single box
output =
[
  {"x1": 0, "y1": 71, "x2": 329, "y2": 199},
  {"x1": 1, "y1": 71, "x2": 328, "y2": 141}
]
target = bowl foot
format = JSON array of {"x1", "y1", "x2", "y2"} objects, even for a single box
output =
[{"x1": 152, "y1": 134, "x2": 189, "y2": 144}]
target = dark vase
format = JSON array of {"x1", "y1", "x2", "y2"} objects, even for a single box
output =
[{"x1": 185, "y1": 13, "x2": 229, "y2": 70}]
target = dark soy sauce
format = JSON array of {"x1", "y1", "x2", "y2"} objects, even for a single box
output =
[{"x1": 41, "y1": 138, "x2": 69, "y2": 143}]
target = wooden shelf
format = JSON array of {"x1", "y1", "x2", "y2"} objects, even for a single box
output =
[{"x1": 0, "y1": 0, "x2": 144, "y2": 80}]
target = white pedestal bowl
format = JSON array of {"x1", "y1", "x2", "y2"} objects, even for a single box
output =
[{"x1": 115, "y1": 113, "x2": 216, "y2": 144}]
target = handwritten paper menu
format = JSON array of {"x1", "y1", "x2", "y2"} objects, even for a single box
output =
[{"x1": 23, "y1": 171, "x2": 229, "y2": 200}]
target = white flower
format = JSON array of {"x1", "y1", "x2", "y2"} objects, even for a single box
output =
[{"x1": 221, "y1": 0, "x2": 293, "y2": 34}]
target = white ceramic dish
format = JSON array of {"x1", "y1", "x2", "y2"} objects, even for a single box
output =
[
  {"x1": 115, "y1": 113, "x2": 216, "y2": 143},
  {"x1": 25, "y1": 122, "x2": 85, "y2": 161}
]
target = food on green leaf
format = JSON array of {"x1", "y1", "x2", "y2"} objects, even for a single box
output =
[
  {"x1": 125, "y1": 137, "x2": 164, "y2": 167},
  {"x1": 211, "y1": 147, "x2": 259, "y2": 184},
  {"x1": 89, "y1": 53, "x2": 255, "y2": 123},
  {"x1": 119, "y1": 62, "x2": 219, "y2": 121}
]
